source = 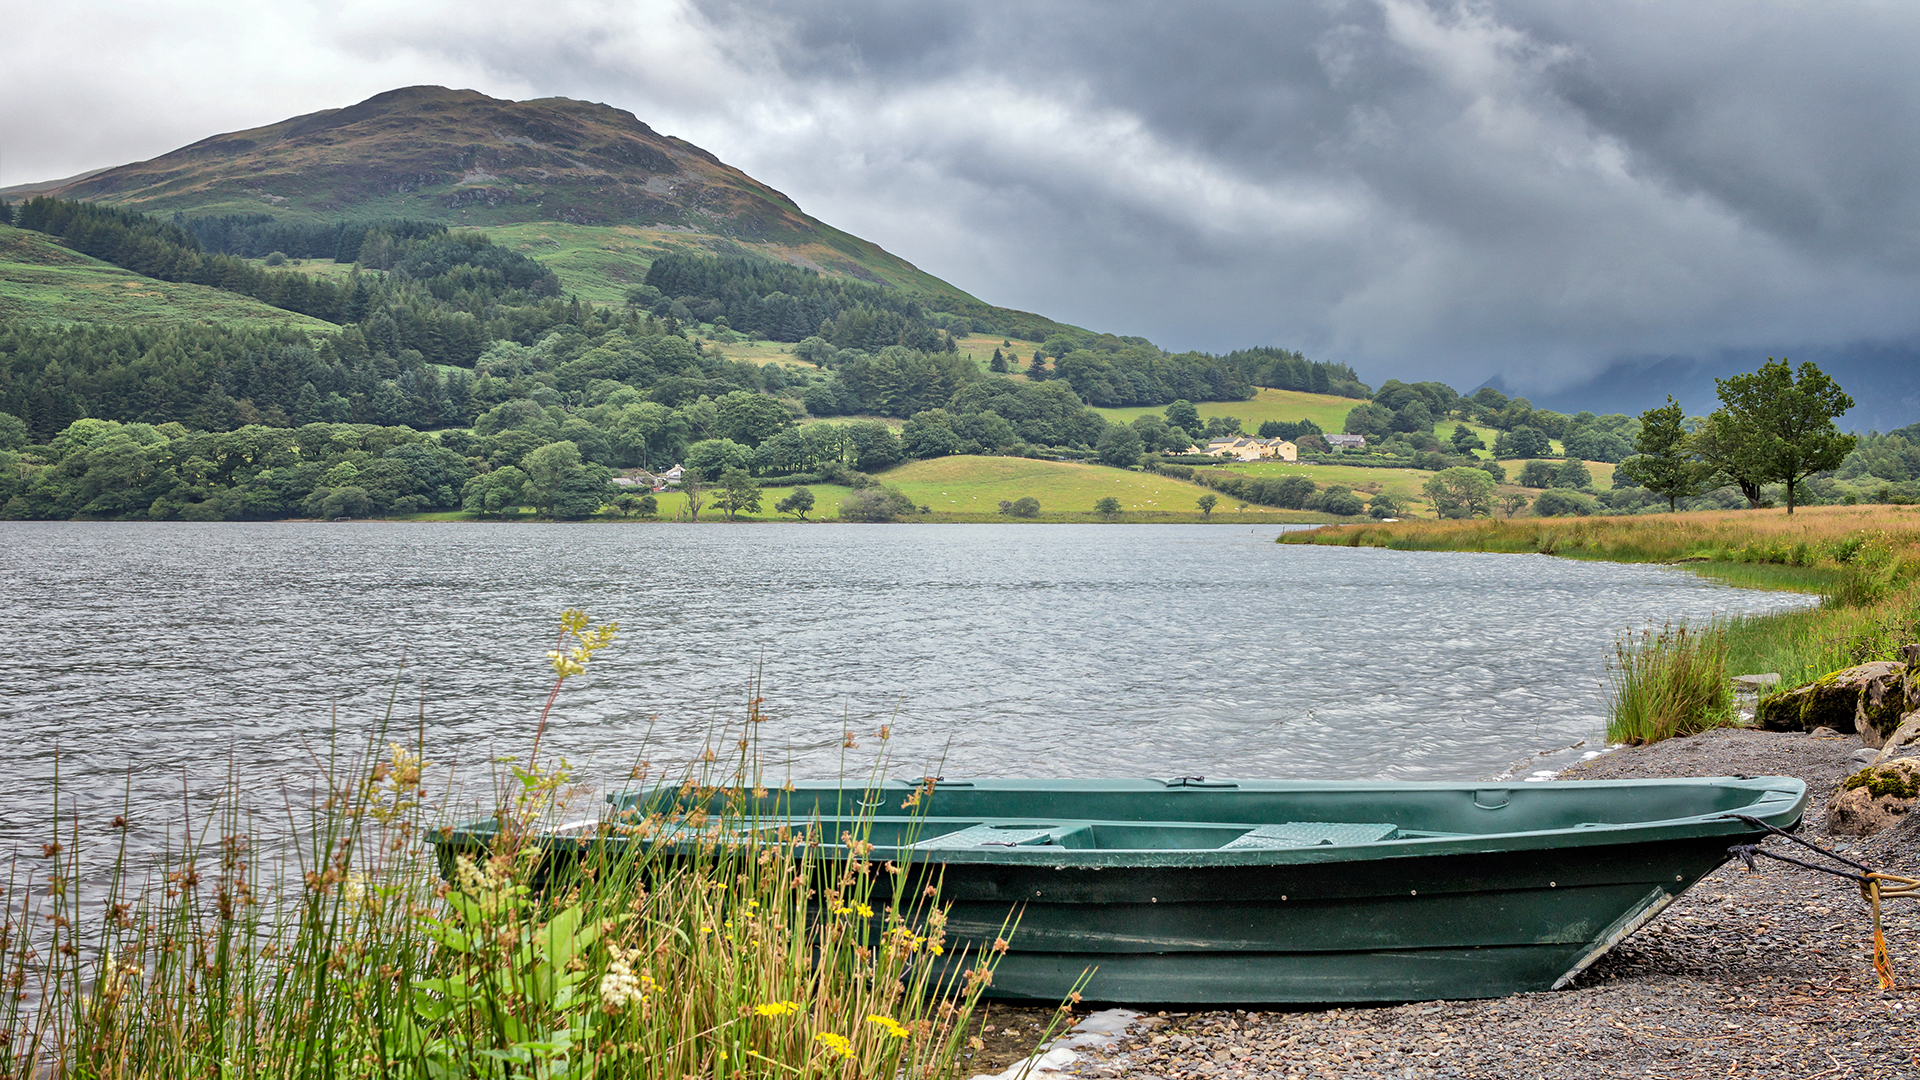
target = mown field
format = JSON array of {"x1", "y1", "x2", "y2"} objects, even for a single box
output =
[
  {"x1": 0, "y1": 226, "x2": 339, "y2": 331},
  {"x1": 573, "y1": 457, "x2": 1329, "y2": 523},
  {"x1": 1093, "y1": 387, "x2": 1359, "y2": 434}
]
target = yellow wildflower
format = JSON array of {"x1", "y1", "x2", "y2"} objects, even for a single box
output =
[
  {"x1": 866, "y1": 1015, "x2": 909, "y2": 1038},
  {"x1": 814, "y1": 1032, "x2": 854, "y2": 1058},
  {"x1": 755, "y1": 1000, "x2": 801, "y2": 1017}
]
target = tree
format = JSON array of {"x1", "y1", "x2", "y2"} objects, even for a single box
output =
[
  {"x1": 1026, "y1": 354, "x2": 1046, "y2": 380},
  {"x1": 989, "y1": 348, "x2": 1007, "y2": 373},
  {"x1": 1367, "y1": 493, "x2": 1400, "y2": 519},
  {"x1": 776, "y1": 486, "x2": 816, "y2": 520},
  {"x1": 1516, "y1": 460, "x2": 1556, "y2": 489},
  {"x1": 461, "y1": 466, "x2": 527, "y2": 518},
  {"x1": 1094, "y1": 496, "x2": 1122, "y2": 519},
  {"x1": 1095, "y1": 423, "x2": 1144, "y2": 468},
  {"x1": 683, "y1": 438, "x2": 753, "y2": 480},
  {"x1": 1164, "y1": 399, "x2": 1201, "y2": 433},
  {"x1": 521, "y1": 440, "x2": 585, "y2": 514},
  {"x1": 548, "y1": 464, "x2": 613, "y2": 519},
  {"x1": 1551, "y1": 458, "x2": 1592, "y2": 491},
  {"x1": 321, "y1": 485, "x2": 372, "y2": 519},
  {"x1": 1009, "y1": 496, "x2": 1041, "y2": 518},
  {"x1": 1450, "y1": 424, "x2": 1486, "y2": 454},
  {"x1": 1492, "y1": 426, "x2": 1551, "y2": 459},
  {"x1": 714, "y1": 467, "x2": 763, "y2": 521},
  {"x1": 1616, "y1": 396, "x2": 1708, "y2": 511},
  {"x1": 1196, "y1": 493, "x2": 1218, "y2": 518},
  {"x1": 1499, "y1": 491, "x2": 1532, "y2": 518},
  {"x1": 1423, "y1": 467, "x2": 1496, "y2": 518},
  {"x1": 1713, "y1": 359, "x2": 1856, "y2": 513}
]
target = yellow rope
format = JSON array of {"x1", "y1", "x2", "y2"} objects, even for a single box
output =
[{"x1": 1860, "y1": 872, "x2": 1918, "y2": 990}]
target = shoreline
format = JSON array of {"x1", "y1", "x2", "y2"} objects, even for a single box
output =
[{"x1": 1007, "y1": 730, "x2": 1915, "y2": 1079}]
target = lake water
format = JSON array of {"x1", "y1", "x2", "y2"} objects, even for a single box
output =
[{"x1": 0, "y1": 521, "x2": 1814, "y2": 854}]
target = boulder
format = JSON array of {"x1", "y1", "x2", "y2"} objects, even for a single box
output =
[
  {"x1": 1827, "y1": 759, "x2": 1920, "y2": 836},
  {"x1": 1757, "y1": 661, "x2": 1905, "y2": 733},
  {"x1": 1857, "y1": 669, "x2": 1912, "y2": 748}
]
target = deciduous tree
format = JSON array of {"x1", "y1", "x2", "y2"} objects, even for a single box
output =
[
  {"x1": 1617, "y1": 396, "x2": 1707, "y2": 511},
  {"x1": 1423, "y1": 467, "x2": 1495, "y2": 518},
  {"x1": 1712, "y1": 359, "x2": 1856, "y2": 513},
  {"x1": 776, "y1": 486, "x2": 816, "y2": 520}
]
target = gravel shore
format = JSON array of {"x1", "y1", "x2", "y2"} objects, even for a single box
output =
[{"x1": 1016, "y1": 730, "x2": 1917, "y2": 1079}]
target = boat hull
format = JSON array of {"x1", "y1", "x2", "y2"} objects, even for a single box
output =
[{"x1": 441, "y1": 776, "x2": 1806, "y2": 1004}]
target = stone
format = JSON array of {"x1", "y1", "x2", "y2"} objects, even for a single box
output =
[
  {"x1": 1851, "y1": 746, "x2": 1881, "y2": 767},
  {"x1": 1731, "y1": 673, "x2": 1782, "y2": 693},
  {"x1": 1827, "y1": 759, "x2": 1920, "y2": 836},
  {"x1": 1872, "y1": 711, "x2": 1920, "y2": 766},
  {"x1": 1858, "y1": 668, "x2": 1911, "y2": 747},
  {"x1": 1755, "y1": 661, "x2": 1905, "y2": 734},
  {"x1": 1810, "y1": 727, "x2": 1843, "y2": 737}
]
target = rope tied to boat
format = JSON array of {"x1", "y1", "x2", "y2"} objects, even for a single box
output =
[{"x1": 1723, "y1": 813, "x2": 1919, "y2": 989}]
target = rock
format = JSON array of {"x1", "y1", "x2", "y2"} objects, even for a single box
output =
[
  {"x1": 1858, "y1": 671, "x2": 1911, "y2": 748},
  {"x1": 1756, "y1": 661, "x2": 1905, "y2": 734},
  {"x1": 1851, "y1": 746, "x2": 1881, "y2": 767},
  {"x1": 1827, "y1": 759, "x2": 1920, "y2": 836},
  {"x1": 1732, "y1": 673, "x2": 1782, "y2": 693},
  {"x1": 1811, "y1": 727, "x2": 1843, "y2": 737},
  {"x1": 1873, "y1": 712, "x2": 1920, "y2": 766}
]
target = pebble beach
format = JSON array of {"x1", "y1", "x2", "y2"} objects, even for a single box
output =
[{"x1": 971, "y1": 730, "x2": 1917, "y2": 1080}]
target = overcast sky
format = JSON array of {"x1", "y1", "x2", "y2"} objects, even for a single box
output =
[{"x1": 4, "y1": 1, "x2": 1919, "y2": 421}]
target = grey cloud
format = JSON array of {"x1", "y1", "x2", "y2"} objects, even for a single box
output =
[{"x1": 5, "y1": 0, "x2": 1919, "y2": 415}]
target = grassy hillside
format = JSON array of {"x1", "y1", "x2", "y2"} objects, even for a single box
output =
[
  {"x1": 43, "y1": 86, "x2": 1048, "y2": 326},
  {"x1": 1094, "y1": 387, "x2": 1358, "y2": 434},
  {"x1": 0, "y1": 226, "x2": 337, "y2": 331}
]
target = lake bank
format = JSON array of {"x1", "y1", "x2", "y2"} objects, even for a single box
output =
[
  {"x1": 1284, "y1": 507, "x2": 1920, "y2": 727},
  {"x1": 1041, "y1": 729, "x2": 1916, "y2": 1078}
]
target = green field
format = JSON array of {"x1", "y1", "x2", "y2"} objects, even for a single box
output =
[
  {"x1": 610, "y1": 456, "x2": 1329, "y2": 523},
  {"x1": 469, "y1": 222, "x2": 692, "y2": 305},
  {"x1": 235, "y1": 256, "x2": 363, "y2": 282},
  {"x1": 1093, "y1": 387, "x2": 1359, "y2": 435},
  {"x1": 0, "y1": 226, "x2": 339, "y2": 331}
]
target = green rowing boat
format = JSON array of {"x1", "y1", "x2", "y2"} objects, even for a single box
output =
[{"x1": 437, "y1": 775, "x2": 1806, "y2": 1004}]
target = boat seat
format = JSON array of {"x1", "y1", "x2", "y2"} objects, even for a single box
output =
[
  {"x1": 912, "y1": 824, "x2": 1063, "y2": 848},
  {"x1": 1221, "y1": 822, "x2": 1399, "y2": 849}
]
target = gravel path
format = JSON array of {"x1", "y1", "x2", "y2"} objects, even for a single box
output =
[{"x1": 1036, "y1": 730, "x2": 1917, "y2": 1079}]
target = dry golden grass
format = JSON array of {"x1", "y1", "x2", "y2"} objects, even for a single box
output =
[{"x1": 1282, "y1": 504, "x2": 1920, "y2": 566}]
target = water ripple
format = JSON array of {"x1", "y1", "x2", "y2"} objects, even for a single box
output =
[{"x1": 0, "y1": 521, "x2": 1814, "y2": 854}]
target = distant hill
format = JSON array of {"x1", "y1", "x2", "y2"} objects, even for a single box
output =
[{"x1": 35, "y1": 85, "x2": 1010, "y2": 316}]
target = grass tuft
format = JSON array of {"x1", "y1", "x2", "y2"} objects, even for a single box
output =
[{"x1": 1607, "y1": 622, "x2": 1732, "y2": 745}]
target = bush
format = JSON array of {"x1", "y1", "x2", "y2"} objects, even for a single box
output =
[
  {"x1": 1532, "y1": 489, "x2": 1593, "y2": 517},
  {"x1": 839, "y1": 486, "x2": 918, "y2": 522},
  {"x1": 1009, "y1": 495, "x2": 1041, "y2": 518},
  {"x1": 1308, "y1": 485, "x2": 1365, "y2": 516}
]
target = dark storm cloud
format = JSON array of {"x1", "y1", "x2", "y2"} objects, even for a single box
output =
[{"x1": 4, "y1": 1, "x2": 1919, "y2": 412}]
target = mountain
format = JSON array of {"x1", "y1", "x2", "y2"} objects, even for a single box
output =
[{"x1": 35, "y1": 85, "x2": 995, "y2": 310}]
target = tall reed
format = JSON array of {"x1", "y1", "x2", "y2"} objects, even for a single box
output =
[
  {"x1": 1606, "y1": 622, "x2": 1732, "y2": 744},
  {"x1": 0, "y1": 611, "x2": 1024, "y2": 1079}
]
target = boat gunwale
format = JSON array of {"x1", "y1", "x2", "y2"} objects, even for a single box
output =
[{"x1": 443, "y1": 775, "x2": 1808, "y2": 870}]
